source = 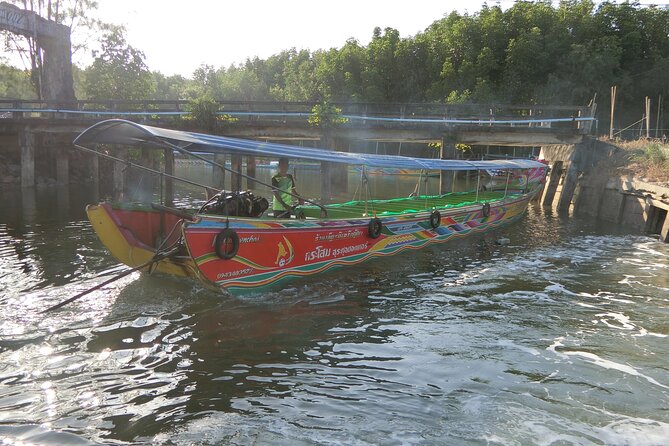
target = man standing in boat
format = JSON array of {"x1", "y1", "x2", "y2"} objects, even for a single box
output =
[{"x1": 272, "y1": 157, "x2": 302, "y2": 218}]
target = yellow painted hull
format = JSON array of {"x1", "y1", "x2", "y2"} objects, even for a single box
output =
[{"x1": 86, "y1": 204, "x2": 199, "y2": 279}]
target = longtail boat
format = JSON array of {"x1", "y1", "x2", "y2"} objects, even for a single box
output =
[{"x1": 74, "y1": 119, "x2": 547, "y2": 293}]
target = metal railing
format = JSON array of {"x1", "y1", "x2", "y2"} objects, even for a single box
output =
[{"x1": 0, "y1": 99, "x2": 595, "y2": 131}]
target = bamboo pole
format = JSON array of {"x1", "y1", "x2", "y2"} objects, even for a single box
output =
[
  {"x1": 609, "y1": 85, "x2": 617, "y2": 139},
  {"x1": 645, "y1": 96, "x2": 651, "y2": 139},
  {"x1": 656, "y1": 95, "x2": 663, "y2": 139}
]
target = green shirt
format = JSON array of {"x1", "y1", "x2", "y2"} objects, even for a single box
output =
[{"x1": 271, "y1": 173, "x2": 295, "y2": 211}]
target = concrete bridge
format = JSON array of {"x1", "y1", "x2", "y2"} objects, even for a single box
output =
[{"x1": 0, "y1": 99, "x2": 595, "y2": 190}]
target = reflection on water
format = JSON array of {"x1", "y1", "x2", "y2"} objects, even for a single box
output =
[{"x1": 1, "y1": 179, "x2": 669, "y2": 445}]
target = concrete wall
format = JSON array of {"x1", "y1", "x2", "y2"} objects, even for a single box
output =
[{"x1": 540, "y1": 138, "x2": 669, "y2": 242}]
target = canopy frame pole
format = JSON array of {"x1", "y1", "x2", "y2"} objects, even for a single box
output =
[
  {"x1": 504, "y1": 169, "x2": 510, "y2": 198},
  {"x1": 155, "y1": 138, "x2": 329, "y2": 216},
  {"x1": 475, "y1": 169, "x2": 481, "y2": 203},
  {"x1": 362, "y1": 166, "x2": 369, "y2": 217}
]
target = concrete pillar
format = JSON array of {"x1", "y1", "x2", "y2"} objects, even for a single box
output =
[
  {"x1": 320, "y1": 132, "x2": 334, "y2": 203},
  {"x1": 231, "y1": 154, "x2": 242, "y2": 192},
  {"x1": 660, "y1": 214, "x2": 669, "y2": 243},
  {"x1": 542, "y1": 161, "x2": 563, "y2": 206},
  {"x1": 557, "y1": 162, "x2": 579, "y2": 213},
  {"x1": 164, "y1": 147, "x2": 174, "y2": 206},
  {"x1": 90, "y1": 154, "x2": 99, "y2": 193},
  {"x1": 246, "y1": 155, "x2": 256, "y2": 190},
  {"x1": 213, "y1": 153, "x2": 226, "y2": 191},
  {"x1": 320, "y1": 162, "x2": 332, "y2": 204},
  {"x1": 112, "y1": 147, "x2": 127, "y2": 201},
  {"x1": 56, "y1": 146, "x2": 69, "y2": 185},
  {"x1": 21, "y1": 186, "x2": 36, "y2": 224},
  {"x1": 439, "y1": 138, "x2": 457, "y2": 194},
  {"x1": 19, "y1": 130, "x2": 35, "y2": 188},
  {"x1": 56, "y1": 185, "x2": 70, "y2": 220},
  {"x1": 331, "y1": 138, "x2": 348, "y2": 198}
]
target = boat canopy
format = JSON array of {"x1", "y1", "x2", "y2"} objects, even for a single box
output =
[{"x1": 74, "y1": 119, "x2": 545, "y2": 171}]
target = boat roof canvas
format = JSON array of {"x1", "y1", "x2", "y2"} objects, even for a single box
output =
[{"x1": 74, "y1": 119, "x2": 546, "y2": 171}]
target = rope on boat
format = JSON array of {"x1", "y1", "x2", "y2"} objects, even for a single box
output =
[{"x1": 42, "y1": 217, "x2": 187, "y2": 313}]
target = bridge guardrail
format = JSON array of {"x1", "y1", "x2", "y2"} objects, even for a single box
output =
[{"x1": 0, "y1": 99, "x2": 595, "y2": 132}]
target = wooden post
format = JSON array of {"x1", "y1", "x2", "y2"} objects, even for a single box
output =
[
  {"x1": 164, "y1": 147, "x2": 174, "y2": 206},
  {"x1": 19, "y1": 130, "x2": 35, "y2": 188},
  {"x1": 656, "y1": 95, "x2": 663, "y2": 139},
  {"x1": 213, "y1": 153, "x2": 226, "y2": 191},
  {"x1": 645, "y1": 96, "x2": 651, "y2": 139}
]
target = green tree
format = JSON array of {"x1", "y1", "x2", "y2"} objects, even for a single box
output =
[
  {"x1": 0, "y1": 63, "x2": 36, "y2": 99},
  {"x1": 84, "y1": 26, "x2": 155, "y2": 101}
]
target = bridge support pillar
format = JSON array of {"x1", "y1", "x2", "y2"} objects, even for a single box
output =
[
  {"x1": 213, "y1": 154, "x2": 226, "y2": 191},
  {"x1": 19, "y1": 130, "x2": 35, "y2": 188},
  {"x1": 542, "y1": 161, "x2": 563, "y2": 207},
  {"x1": 320, "y1": 162, "x2": 332, "y2": 204},
  {"x1": 246, "y1": 155, "x2": 256, "y2": 190},
  {"x1": 164, "y1": 147, "x2": 174, "y2": 206},
  {"x1": 112, "y1": 147, "x2": 127, "y2": 200},
  {"x1": 557, "y1": 162, "x2": 579, "y2": 214},
  {"x1": 89, "y1": 154, "x2": 99, "y2": 186},
  {"x1": 231, "y1": 154, "x2": 242, "y2": 192},
  {"x1": 320, "y1": 132, "x2": 334, "y2": 203},
  {"x1": 56, "y1": 146, "x2": 69, "y2": 185},
  {"x1": 331, "y1": 138, "x2": 348, "y2": 197},
  {"x1": 439, "y1": 137, "x2": 457, "y2": 194}
]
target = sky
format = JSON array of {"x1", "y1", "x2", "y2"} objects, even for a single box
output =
[
  {"x1": 8, "y1": 0, "x2": 667, "y2": 77},
  {"x1": 92, "y1": 0, "x2": 501, "y2": 77}
]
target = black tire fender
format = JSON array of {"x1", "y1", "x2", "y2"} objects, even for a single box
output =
[
  {"x1": 214, "y1": 228, "x2": 240, "y2": 260},
  {"x1": 429, "y1": 210, "x2": 441, "y2": 229},
  {"x1": 368, "y1": 218, "x2": 383, "y2": 239},
  {"x1": 482, "y1": 203, "x2": 491, "y2": 218}
]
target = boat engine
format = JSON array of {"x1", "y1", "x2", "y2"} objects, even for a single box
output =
[{"x1": 200, "y1": 191, "x2": 269, "y2": 217}]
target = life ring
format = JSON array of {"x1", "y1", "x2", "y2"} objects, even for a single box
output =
[
  {"x1": 214, "y1": 228, "x2": 239, "y2": 259},
  {"x1": 429, "y1": 210, "x2": 441, "y2": 229},
  {"x1": 482, "y1": 203, "x2": 491, "y2": 218},
  {"x1": 368, "y1": 218, "x2": 383, "y2": 239}
]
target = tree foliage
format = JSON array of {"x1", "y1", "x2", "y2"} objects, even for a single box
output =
[
  {"x1": 2, "y1": 1, "x2": 668, "y2": 132},
  {"x1": 84, "y1": 26, "x2": 155, "y2": 101}
]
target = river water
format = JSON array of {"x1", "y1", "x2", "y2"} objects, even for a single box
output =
[{"x1": 1, "y1": 176, "x2": 669, "y2": 445}]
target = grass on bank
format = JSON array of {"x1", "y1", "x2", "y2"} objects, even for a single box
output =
[{"x1": 607, "y1": 139, "x2": 669, "y2": 184}]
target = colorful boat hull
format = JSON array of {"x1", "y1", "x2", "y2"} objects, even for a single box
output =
[{"x1": 182, "y1": 191, "x2": 537, "y2": 292}]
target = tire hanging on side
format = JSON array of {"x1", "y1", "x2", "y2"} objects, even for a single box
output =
[
  {"x1": 429, "y1": 210, "x2": 441, "y2": 229},
  {"x1": 214, "y1": 228, "x2": 240, "y2": 259},
  {"x1": 368, "y1": 218, "x2": 383, "y2": 239},
  {"x1": 482, "y1": 203, "x2": 491, "y2": 218}
]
